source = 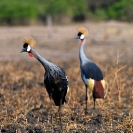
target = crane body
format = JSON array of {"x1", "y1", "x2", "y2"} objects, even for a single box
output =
[
  {"x1": 30, "y1": 49, "x2": 68, "y2": 106},
  {"x1": 21, "y1": 37, "x2": 68, "y2": 132},
  {"x1": 76, "y1": 27, "x2": 105, "y2": 113}
]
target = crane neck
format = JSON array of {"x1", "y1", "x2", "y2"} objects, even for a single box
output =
[
  {"x1": 30, "y1": 49, "x2": 51, "y2": 71},
  {"x1": 79, "y1": 38, "x2": 88, "y2": 64}
]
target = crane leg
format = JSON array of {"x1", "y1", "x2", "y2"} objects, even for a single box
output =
[
  {"x1": 93, "y1": 98, "x2": 96, "y2": 109},
  {"x1": 85, "y1": 85, "x2": 88, "y2": 115},
  {"x1": 59, "y1": 99, "x2": 63, "y2": 133},
  {"x1": 50, "y1": 98, "x2": 53, "y2": 132}
]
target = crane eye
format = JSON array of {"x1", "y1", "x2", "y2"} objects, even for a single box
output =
[
  {"x1": 27, "y1": 45, "x2": 31, "y2": 52},
  {"x1": 80, "y1": 34, "x2": 84, "y2": 39}
]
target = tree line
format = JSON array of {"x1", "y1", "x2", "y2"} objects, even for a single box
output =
[{"x1": 0, "y1": 0, "x2": 133, "y2": 25}]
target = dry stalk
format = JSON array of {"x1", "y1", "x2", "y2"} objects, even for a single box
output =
[{"x1": 110, "y1": 50, "x2": 126, "y2": 104}]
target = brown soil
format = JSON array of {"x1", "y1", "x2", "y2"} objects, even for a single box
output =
[{"x1": 0, "y1": 21, "x2": 133, "y2": 132}]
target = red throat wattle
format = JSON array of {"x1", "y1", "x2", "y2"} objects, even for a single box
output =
[
  {"x1": 29, "y1": 53, "x2": 34, "y2": 57},
  {"x1": 80, "y1": 40, "x2": 83, "y2": 45}
]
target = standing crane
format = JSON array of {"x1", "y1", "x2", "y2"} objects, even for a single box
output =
[
  {"x1": 20, "y1": 36, "x2": 68, "y2": 132},
  {"x1": 75, "y1": 26, "x2": 105, "y2": 113}
]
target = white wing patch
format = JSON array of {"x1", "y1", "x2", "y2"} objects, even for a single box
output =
[
  {"x1": 66, "y1": 76, "x2": 68, "y2": 81},
  {"x1": 91, "y1": 79, "x2": 94, "y2": 85},
  {"x1": 66, "y1": 76, "x2": 69, "y2": 93},
  {"x1": 67, "y1": 87, "x2": 69, "y2": 93}
]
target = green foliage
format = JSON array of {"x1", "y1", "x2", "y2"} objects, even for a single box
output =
[
  {"x1": 1, "y1": 0, "x2": 133, "y2": 24},
  {"x1": 0, "y1": 0, "x2": 37, "y2": 19},
  {"x1": 107, "y1": 0, "x2": 129, "y2": 19},
  {"x1": 107, "y1": 0, "x2": 133, "y2": 21},
  {"x1": 88, "y1": 0, "x2": 133, "y2": 21},
  {"x1": 38, "y1": 0, "x2": 87, "y2": 17},
  {"x1": 93, "y1": 9, "x2": 108, "y2": 20}
]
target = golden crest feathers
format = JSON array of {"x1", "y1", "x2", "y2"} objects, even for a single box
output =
[
  {"x1": 77, "y1": 26, "x2": 89, "y2": 37},
  {"x1": 23, "y1": 36, "x2": 36, "y2": 48}
]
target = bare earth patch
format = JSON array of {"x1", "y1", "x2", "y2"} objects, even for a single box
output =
[{"x1": 0, "y1": 21, "x2": 133, "y2": 132}]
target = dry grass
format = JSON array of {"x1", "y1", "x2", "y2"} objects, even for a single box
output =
[
  {"x1": 0, "y1": 57, "x2": 133, "y2": 133},
  {"x1": 0, "y1": 22, "x2": 133, "y2": 132}
]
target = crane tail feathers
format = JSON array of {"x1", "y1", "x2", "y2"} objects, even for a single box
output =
[{"x1": 93, "y1": 81, "x2": 104, "y2": 99}]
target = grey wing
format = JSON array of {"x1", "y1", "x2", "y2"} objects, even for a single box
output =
[
  {"x1": 82, "y1": 61, "x2": 103, "y2": 81},
  {"x1": 55, "y1": 70, "x2": 68, "y2": 102},
  {"x1": 58, "y1": 68, "x2": 68, "y2": 89}
]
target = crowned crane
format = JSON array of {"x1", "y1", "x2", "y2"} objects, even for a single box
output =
[
  {"x1": 75, "y1": 26, "x2": 106, "y2": 113},
  {"x1": 20, "y1": 37, "x2": 68, "y2": 132}
]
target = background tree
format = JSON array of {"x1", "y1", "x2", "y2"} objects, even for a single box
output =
[{"x1": 0, "y1": 0, "x2": 133, "y2": 25}]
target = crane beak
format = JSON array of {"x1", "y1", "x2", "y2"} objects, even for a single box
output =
[
  {"x1": 20, "y1": 48, "x2": 26, "y2": 53},
  {"x1": 75, "y1": 36, "x2": 80, "y2": 39}
]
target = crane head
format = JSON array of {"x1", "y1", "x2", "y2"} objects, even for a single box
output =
[
  {"x1": 20, "y1": 36, "x2": 36, "y2": 57},
  {"x1": 75, "y1": 26, "x2": 89, "y2": 44}
]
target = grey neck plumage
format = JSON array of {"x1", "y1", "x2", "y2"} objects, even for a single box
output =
[
  {"x1": 79, "y1": 38, "x2": 91, "y2": 65},
  {"x1": 30, "y1": 49, "x2": 53, "y2": 71}
]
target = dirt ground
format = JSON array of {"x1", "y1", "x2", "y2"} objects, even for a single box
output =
[{"x1": 0, "y1": 21, "x2": 133, "y2": 132}]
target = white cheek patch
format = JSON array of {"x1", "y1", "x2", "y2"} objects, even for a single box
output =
[
  {"x1": 80, "y1": 34, "x2": 84, "y2": 39},
  {"x1": 27, "y1": 45, "x2": 31, "y2": 52}
]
